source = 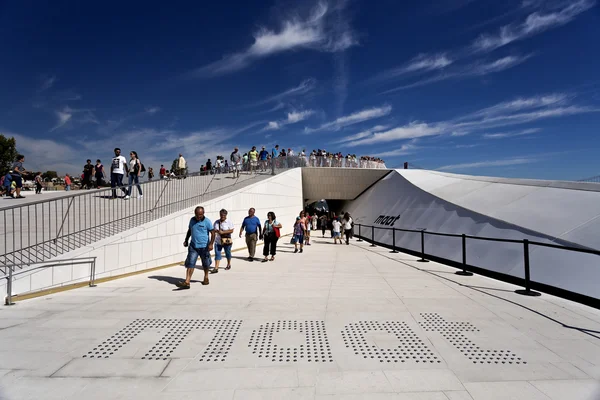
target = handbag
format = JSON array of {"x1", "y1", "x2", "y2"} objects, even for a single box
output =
[
  {"x1": 273, "y1": 226, "x2": 281, "y2": 238},
  {"x1": 218, "y1": 221, "x2": 233, "y2": 246}
]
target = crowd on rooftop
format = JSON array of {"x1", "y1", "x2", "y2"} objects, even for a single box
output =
[{"x1": 1, "y1": 144, "x2": 386, "y2": 198}]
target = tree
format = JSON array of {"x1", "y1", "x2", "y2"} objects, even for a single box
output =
[
  {"x1": 171, "y1": 159, "x2": 177, "y2": 173},
  {"x1": 0, "y1": 134, "x2": 17, "y2": 176},
  {"x1": 42, "y1": 171, "x2": 58, "y2": 180}
]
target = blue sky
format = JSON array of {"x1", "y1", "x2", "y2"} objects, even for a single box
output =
[{"x1": 1, "y1": 0, "x2": 599, "y2": 179}]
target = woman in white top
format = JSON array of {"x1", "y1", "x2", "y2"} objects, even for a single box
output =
[
  {"x1": 125, "y1": 151, "x2": 143, "y2": 200},
  {"x1": 262, "y1": 211, "x2": 282, "y2": 262},
  {"x1": 342, "y1": 212, "x2": 353, "y2": 245},
  {"x1": 212, "y1": 209, "x2": 234, "y2": 272}
]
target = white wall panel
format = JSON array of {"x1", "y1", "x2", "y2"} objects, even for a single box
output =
[
  {"x1": 345, "y1": 171, "x2": 600, "y2": 299},
  {"x1": 6, "y1": 169, "x2": 303, "y2": 298}
]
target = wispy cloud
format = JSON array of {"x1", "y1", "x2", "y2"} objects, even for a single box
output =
[
  {"x1": 189, "y1": 2, "x2": 357, "y2": 78},
  {"x1": 245, "y1": 78, "x2": 316, "y2": 108},
  {"x1": 471, "y1": 0, "x2": 595, "y2": 52},
  {"x1": 343, "y1": 93, "x2": 599, "y2": 147},
  {"x1": 50, "y1": 106, "x2": 98, "y2": 132},
  {"x1": 373, "y1": 53, "x2": 454, "y2": 82},
  {"x1": 39, "y1": 75, "x2": 57, "y2": 92},
  {"x1": 437, "y1": 157, "x2": 538, "y2": 171},
  {"x1": 482, "y1": 127, "x2": 541, "y2": 139},
  {"x1": 383, "y1": 54, "x2": 532, "y2": 92},
  {"x1": 331, "y1": 124, "x2": 390, "y2": 143},
  {"x1": 306, "y1": 105, "x2": 392, "y2": 133},
  {"x1": 145, "y1": 106, "x2": 161, "y2": 115},
  {"x1": 371, "y1": 0, "x2": 594, "y2": 91},
  {"x1": 373, "y1": 143, "x2": 418, "y2": 157},
  {"x1": 265, "y1": 110, "x2": 315, "y2": 130},
  {"x1": 346, "y1": 122, "x2": 443, "y2": 147}
]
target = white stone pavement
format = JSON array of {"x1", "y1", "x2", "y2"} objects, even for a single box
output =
[{"x1": 0, "y1": 235, "x2": 599, "y2": 400}]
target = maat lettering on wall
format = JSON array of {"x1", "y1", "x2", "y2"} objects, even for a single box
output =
[
  {"x1": 374, "y1": 214, "x2": 401, "y2": 226},
  {"x1": 83, "y1": 316, "x2": 525, "y2": 365}
]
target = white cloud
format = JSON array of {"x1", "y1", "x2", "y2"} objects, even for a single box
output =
[
  {"x1": 482, "y1": 127, "x2": 541, "y2": 139},
  {"x1": 190, "y1": 2, "x2": 357, "y2": 78},
  {"x1": 347, "y1": 122, "x2": 443, "y2": 147},
  {"x1": 332, "y1": 125, "x2": 390, "y2": 143},
  {"x1": 9, "y1": 132, "x2": 81, "y2": 174},
  {"x1": 371, "y1": 0, "x2": 593, "y2": 91},
  {"x1": 50, "y1": 109, "x2": 72, "y2": 131},
  {"x1": 265, "y1": 110, "x2": 315, "y2": 130},
  {"x1": 375, "y1": 53, "x2": 454, "y2": 82},
  {"x1": 342, "y1": 93, "x2": 599, "y2": 147},
  {"x1": 472, "y1": 0, "x2": 595, "y2": 52},
  {"x1": 39, "y1": 75, "x2": 57, "y2": 92},
  {"x1": 287, "y1": 110, "x2": 315, "y2": 123},
  {"x1": 306, "y1": 105, "x2": 392, "y2": 132},
  {"x1": 145, "y1": 106, "x2": 161, "y2": 115},
  {"x1": 246, "y1": 78, "x2": 316, "y2": 108},
  {"x1": 383, "y1": 54, "x2": 532, "y2": 93},
  {"x1": 460, "y1": 93, "x2": 569, "y2": 119},
  {"x1": 266, "y1": 121, "x2": 281, "y2": 131},
  {"x1": 373, "y1": 144, "x2": 418, "y2": 157},
  {"x1": 437, "y1": 157, "x2": 537, "y2": 171}
]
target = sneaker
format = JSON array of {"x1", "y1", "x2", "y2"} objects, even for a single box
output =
[
  {"x1": 124, "y1": 195, "x2": 130, "y2": 200},
  {"x1": 138, "y1": 195, "x2": 143, "y2": 199},
  {"x1": 299, "y1": 249, "x2": 303, "y2": 253}
]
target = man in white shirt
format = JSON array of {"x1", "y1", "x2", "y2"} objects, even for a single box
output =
[
  {"x1": 212, "y1": 209, "x2": 234, "y2": 272},
  {"x1": 177, "y1": 153, "x2": 186, "y2": 177},
  {"x1": 110, "y1": 148, "x2": 128, "y2": 199}
]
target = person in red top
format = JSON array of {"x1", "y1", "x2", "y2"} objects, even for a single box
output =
[
  {"x1": 159, "y1": 164, "x2": 166, "y2": 179},
  {"x1": 64, "y1": 174, "x2": 72, "y2": 191}
]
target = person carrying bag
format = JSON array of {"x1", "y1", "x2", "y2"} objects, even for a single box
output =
[
  {"x1": 212, "y1": 209, "x2": 234, "y2": 273},
  {"x1": 261, "y1": 211, "x2": 282, "y2": 262}
]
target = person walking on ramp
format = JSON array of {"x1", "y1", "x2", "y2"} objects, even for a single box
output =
[
  {"x1": 239, "y1": 207, "x2": 262, "y2": 261},
  {"x1": 177, "y1": 206, "x2": 215, "y2": 289}
]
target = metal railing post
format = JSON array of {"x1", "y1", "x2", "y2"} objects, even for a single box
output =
[
  {"x1": 390, "y1": 228, "x2": 398, "y2": 253},
  {"x1": 5, "y1": 267, "x2": 14, "y2": 306},
  {"x1": 357, "y1": 224, "x2": 363, "y2": 242},
  {"x1": 271, "y1": 155, "x2": 276, "y2": 175},
  {"x1": 417, "y1": 229, "x2": 429, "y2": 263},
  {"x1": 89, "y1": 258, "x2": 97, "y2": 288},
  {"x1": 515, "y1": 239, "x2": 541, "y2": 297},
  {"x1": 370, "y1": 225, "x2": 376, "y2": 247},
  {"x1": 456, "y1": 234, "x2": 473, "y2": 276},
  {"x1": 53, "y1": 196, "x2": 75, "y2": 244}
]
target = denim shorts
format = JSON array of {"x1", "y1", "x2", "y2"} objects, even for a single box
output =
[
  {"x1": 11, "y1": 175, "x2": 22, "y2": 188},
  {"x1": 215, "y1": 243, "x2": 232, "y2": 261},
  {"x1": 293, "y1": 234, "x2": 304, "y2": 244},
  {"x1": 333, "y1": 232, "x2": 340, "y2": 238},
  {"x1": 184, "y1": 245, "x2": 212, "y2": 269}
]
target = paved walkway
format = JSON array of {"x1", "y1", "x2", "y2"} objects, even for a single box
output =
[{"x1": 0, "y1": 236, "x2": 599, "y2": 399}]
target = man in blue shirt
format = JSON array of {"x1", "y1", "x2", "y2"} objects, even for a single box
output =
[
  {"x1": 259, "y1": 146, "x2": 269, "y2": 172},
  {"x1": 177, "y1": 206, "x2": 215, "y2": 289},
  {"x1": 238, "y1": 207, "x2": 262, "y2": 261}
]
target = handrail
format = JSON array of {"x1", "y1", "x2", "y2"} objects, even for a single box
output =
[
  {"x1": 1, "y1": 156, "x2": 389, "y2": 269},
  {"x1": 3, "y1": 256, "x2": 97, "y2": 306},
  {"x1": 353, "y1": 223, "x2": 600, "y2": 305}
]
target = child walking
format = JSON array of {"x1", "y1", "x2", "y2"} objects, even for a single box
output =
[{"x1": 293, "y1": 216, "x2": 305, "y2": 253}]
